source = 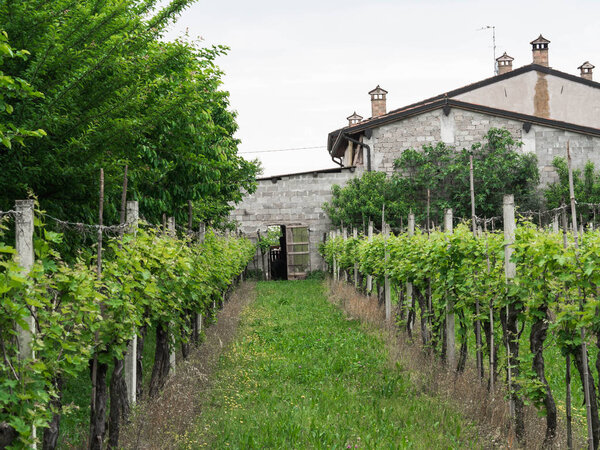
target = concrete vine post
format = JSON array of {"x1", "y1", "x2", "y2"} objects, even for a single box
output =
[
  {"x1": 353, "y1": 228, "x2": 358, "y2": 288},
  {"x1": 14, "y1": 200, "x2": 35, "y2": 445},
  {"x1": 444, "y1": 209, "x2": 455, "y2": 369},
  {"x1": 367, "y1": 221, "x2": 373, "y2": 294},
  {"x1": 331, "y1": 230, "x2": 338, "y2": 282},
  {"x1": 15, "y1": 200, "x2": 35, "y2": 359},
  {"x1": 167, "y1": 217, "x2": 176, "y2": 375},
  {"x1": 194, "y1": 223, "x2": 206, "y2": 344},
  {"x1": 503, "y1": 194, "x2": 517, "y2": 424},
  {"x1": 406, "y1": 213, "x2": 415, "y2": 334},
  {"x1": 343, "y1": 227, "x2": 348, "y2": 282},
  {"x1": 124, "y1": 201, "x2": 139, "y2": 406},
  {"x1": 384, "y1": 222, "x2": 391, "y2": 324}
]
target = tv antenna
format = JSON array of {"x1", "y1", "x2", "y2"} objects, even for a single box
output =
[{"x1": 477, "y1": 25, "x2": 497, "y2": 75}]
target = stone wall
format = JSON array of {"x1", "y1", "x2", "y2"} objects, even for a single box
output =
[
  {"x1": 231, "y1": 167, "x2": 357, "y2": 273},
  {"x1": 361, "y1": 107, "x2": 600, "y2": 186}
]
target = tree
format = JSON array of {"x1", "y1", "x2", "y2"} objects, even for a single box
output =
[
  {"x1": 0, "y1": 1, "x2": 258, "y2": 228},
  {"x1": 325, "y1": 128, "x2": 540, "y2": 230},
  {"x1": 323, "y1": 171, "x2": 409, "y2": 232},
  {"x1": 0, "y1": 31, "x2": 45, "y2": 149}
]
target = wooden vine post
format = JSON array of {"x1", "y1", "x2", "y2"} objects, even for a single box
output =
[
  {"x1": 469, "y1": 153, "x2": 484, "y2": 380},
  {"x1": 444, "y1": 208, "x2": 455, "y2": 369},
  {"x1": 367, "y1": 221, "x2": 373, "y2": 294},
  {"x1": 566, "y1": 142, "x2": 595, "y2": 450},
  {"x1": 483, "y1": 219, "x2": 495, "y2": 393},
  {"x1": 561, "y1": 204, "x2": 573, "y2": 450}
]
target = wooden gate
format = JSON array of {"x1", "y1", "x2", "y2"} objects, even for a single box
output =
[{"x1": 285, "y1": 225, "x2": 310, "y2": 280}]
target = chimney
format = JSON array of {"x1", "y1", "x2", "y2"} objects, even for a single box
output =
[
  {"x1": 368, "y1": 85, "x2": 388, "y2": 117},
  {"x1": 496, "y1": 52, "x2": 514, "y2": 75},
  {"x1": 346, "y1": 111, "x2": 363, "y2": 126},
  {"x1": 530, "y1": 34, "x2": 550, "y2": 67},
  {"x1": 578, "y1": 61, "x2": 595, "y2": 81}
]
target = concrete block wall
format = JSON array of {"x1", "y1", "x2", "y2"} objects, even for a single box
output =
[
  {"x1": 362, "y1": 107, "x2": 600, "y2": 186},
  {"x1": 231, "y1": 168, "x2": 357, "y2": 272}
]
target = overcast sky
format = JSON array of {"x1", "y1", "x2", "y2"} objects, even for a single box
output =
[{"x1": 162, "y1": 0, "x2": 600, "y2": 177}]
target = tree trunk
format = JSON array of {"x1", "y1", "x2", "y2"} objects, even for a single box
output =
[
  {"x1": 149, "y1": 323, "x2": 171, "y2": 398},
  {"x1": 42, "y1": 376, "x2": 63, "y2": 450},
  {"x1": 456, "y1": 316, "x2": 468, "y2": 373},
  {"x1": 415, "y1": 286, "x2": 429, "y2": 347},
  {"x1": 89, "y1": 360, "x2": 109, "y2": 450},
  {"x1": 108, "y1": 357, "x2": 130, "y2": 449},
  {"x1": 0, "y1": 423, "x2": 17, "y2": 449},
  {"x1": 136, "y1": 323, "x2": 147, "y2": 399},
  {"x1": 573, "y1": 346, "x2": 600, "y2": 449},
  {"x1": 529, "y1": 307, "x2": 557, "y2": 446},
  {"x1": 482, "y1": 317, "x2": 498, "y2": 391},
  {"x1": 500, "y1": 303, "x2": 525, "y2": 444},
  {"x1": 181, "y1": 311, "x2": 191, "y2": 360}
]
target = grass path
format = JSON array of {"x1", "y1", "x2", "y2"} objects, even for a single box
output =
[{"x1": 186, "y1": 280, "x2": 478, "y2": 449}]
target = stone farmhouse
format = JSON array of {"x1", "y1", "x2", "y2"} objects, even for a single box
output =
[{"x1": 233, "y1": 35, "x2": 600, "y2": 279}]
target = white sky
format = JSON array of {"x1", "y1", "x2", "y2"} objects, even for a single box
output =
[{"x1": 162, "y1": 0, "x2": 600, "y2": 177}]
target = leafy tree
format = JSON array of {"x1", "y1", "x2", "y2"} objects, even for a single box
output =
[
  {"x1": 544, "y1": 157, "x2": 600, "y2": 210},
  {"x1": 395, "y1": 128, "x2": 540, "y2": 221},
  {"x1": 323, "y1": 171, "x2": 409, "y2": 231},
  {"x1": 0, "y1": 31, "x2": 45, "y2": 149},
  {"x1": 0, "y1": 1, "x2": 258, "y2": 228},
  {"x1": 325, "y1": 128, "x2": 540, "y2": 231}
]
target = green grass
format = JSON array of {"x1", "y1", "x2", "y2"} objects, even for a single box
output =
[{"x1": 188, "y1": 280, "x2": 478, "y2": 449}]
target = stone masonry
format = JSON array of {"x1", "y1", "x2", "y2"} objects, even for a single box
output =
[
  {"x1": 361, "y1": 107, "x2": 600, "y2": 186},
  {"x1": 231, "y1": 167, "x2": 357, "y2": 272}
]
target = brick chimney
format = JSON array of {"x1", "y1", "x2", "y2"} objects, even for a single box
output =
[
  {"x1": 346, "y1": 111, "x2": 363, "y2": 126},
  {"x1": 496, "y1": 52, "x2": 514, "y2": 75},
  {"x1": 368, "y1": 85, "x2": 388, "y2": 117},
  {"x1": 578, "y1": 61, "x2": 595, "y2": 81},
  {"x1": 530, "y1": 34, "x2": 550, "y2": 67}
]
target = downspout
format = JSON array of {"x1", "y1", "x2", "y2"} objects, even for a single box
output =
[
  {"x1": 343, "y1": 134, "x2": 371, "y2": 172},
  {"x1": 330, "y1": 131, "x2": 345, "y2": 167}
]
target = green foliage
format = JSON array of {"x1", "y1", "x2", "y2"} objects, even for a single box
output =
[
  {"x1": 0, "y1": 217, "x2": 254, "y2": 447},
  {"x1": 0, "y1": 31, "x2": 45, "y2": 149},
  {"x1": 544, "y1": 158, "x2": 600, "y2": 214},
  {"x1": 324, "y1": 128, "x2": 540, "y2": 230},
  {"x1": 323, "y1": 171, "x2": 408, "y2": 230},
  {"x1": 320, "y1": 221, "x2": 600, "y2": 427},
  {"x1": 258, "y1": 226, "x2": 282, "y2": 253},
  {"x1": 0, "y1": 2, "x2": 258, "y2": 227}
]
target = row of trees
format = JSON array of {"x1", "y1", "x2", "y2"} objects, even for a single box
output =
[{"x1": 0, "y1": 0, "x2": 258, "y2": 230}]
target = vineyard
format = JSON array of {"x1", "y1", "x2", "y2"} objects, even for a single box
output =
[
  {"x1": 0, "y1": 200, "x2": 254, "y2": 448},
  {"x1": 321, "y1": 195, "x2": 600, "y2": 448}
]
